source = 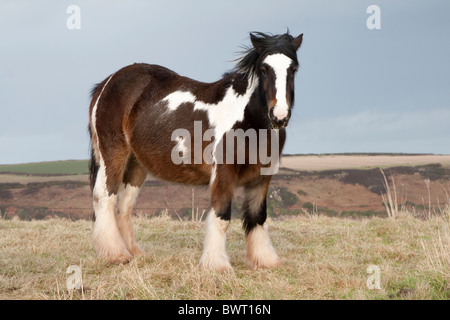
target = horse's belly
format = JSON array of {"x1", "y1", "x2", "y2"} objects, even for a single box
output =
[{"x1": 138, "y1": 152, "x2": 212, "y2": 185}]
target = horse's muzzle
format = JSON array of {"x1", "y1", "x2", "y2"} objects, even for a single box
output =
[{"x1": 269, "y1": 109, "x2": 290, "y2": 129}]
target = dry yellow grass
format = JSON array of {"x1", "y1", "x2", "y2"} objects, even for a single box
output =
[{"x1": 0, "y1": 207, "x2": 449, "y2": 300}]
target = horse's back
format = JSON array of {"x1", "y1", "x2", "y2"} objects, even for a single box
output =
[{"x1": 90, "y1": 63, "x2": 213, "y2": 185}]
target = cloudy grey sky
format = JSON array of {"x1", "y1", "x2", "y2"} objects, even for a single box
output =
[{"x1": 1, "y1": 0, "x2": 449, "y2": 164}]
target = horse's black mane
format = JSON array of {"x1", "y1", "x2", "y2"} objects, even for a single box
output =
[{"x1": 233, "y1": 32, "x2": 299, "y2": 79}]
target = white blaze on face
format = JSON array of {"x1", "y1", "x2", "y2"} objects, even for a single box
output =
[{"x1": 263, "y1": 53, "x2": 293, "y2": 120}]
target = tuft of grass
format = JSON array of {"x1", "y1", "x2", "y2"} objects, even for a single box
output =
[{"x1": 380, "y1": 168, "x2": 400, "y2": 219}]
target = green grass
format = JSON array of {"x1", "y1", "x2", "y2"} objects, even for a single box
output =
[{"x1": 0, "y1": 160, "x2": 89, "y2": 175}]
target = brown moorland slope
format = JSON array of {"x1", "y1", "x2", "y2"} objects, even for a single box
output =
[{"x1": 1, "y1": 155, "x2": 449, "y2": 220}]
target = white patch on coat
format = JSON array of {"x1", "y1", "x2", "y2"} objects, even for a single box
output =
[
  {"x1": 91, "y1": 74, "x2": 115, "y2": 162},
  {"x1": 263, "y1": 54, "x2": 293, "y2": 120},
  {"x1": 161, "y1": 77, "x2": 259, "y2": 171},
  {"x1": 162, "y1": 91, "x2": 196, "y2": 111},
  {"x1": 193, "y1": 78, "x2": 258, "y2": 152},
  {"x1": 209, "y1": 163, "x2": 217, "y2": 186},
  {"x1": 198, "y1": 209, "x2": 232, "y2": 271}
]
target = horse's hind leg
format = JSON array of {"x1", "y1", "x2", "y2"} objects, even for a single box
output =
[
  {"x1": 242, "y1": 177, "x2": 281, "y2": 269},
  {"x1": 92, "y1": 145, "x2": 133, "y2": 264},
  {"x1": 116, "y1": 155, "x2": 147, "y2": 257}
]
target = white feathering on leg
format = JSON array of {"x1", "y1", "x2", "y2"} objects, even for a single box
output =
[
  {"x1": 198, "y1": 209, "x2": 232, "y2": 271},
  {"x1": 92, "y1": 163, "x2": 132, "y2": 264},
  {"x1": 115, "y1": 183, "x2": 144, "y2": 257},
  {"x1": 246, "y1": 223, "x2": 281, "y2": 269}
]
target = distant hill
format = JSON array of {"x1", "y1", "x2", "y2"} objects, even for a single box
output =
[
  {"x1": 1, "y1": 155, "x2": 450, "y2": 221},
  {"x1": 0, "y1": 160, "x2": 89, "y2": 175},
  {"x1": 1, "y1": 153, "x2": 448, "y2": 175}
]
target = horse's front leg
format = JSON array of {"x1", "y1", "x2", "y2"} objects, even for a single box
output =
[
  {"x1": 199, "y1": 164, "x2": 236, "y2": 271},
  {"x1": 242, "y1": 177, "x2": 282, "y2": 269}
]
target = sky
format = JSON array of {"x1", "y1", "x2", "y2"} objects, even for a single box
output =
[{"x1": 0, "y1": 0, "x2": 449, "y2": 164}]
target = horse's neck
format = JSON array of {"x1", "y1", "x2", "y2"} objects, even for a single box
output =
[
  {"x1": 224, "y1": 72, "x2": 259, "y2": 99},
  {"x1": 232, "y1": 73, "x2": 260, "y2": 113},
  {"x1": 242, "y1": 76, "x2": 271, "y2": 129},
  {"x1": 246, "y1": 75, "x2": 259, "y2": 96}
]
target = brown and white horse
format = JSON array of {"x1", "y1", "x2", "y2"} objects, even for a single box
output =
[{"x1": 88, "y1": 32, "x2": 303, "y2": 271}]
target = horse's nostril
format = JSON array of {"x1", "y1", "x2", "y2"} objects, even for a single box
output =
[
  {"x1": 269, "y1": 109, "x2": 277, "y2": 123},
  {"x1": 270, "y1": 115, "x2": 290, "y2": 129}
]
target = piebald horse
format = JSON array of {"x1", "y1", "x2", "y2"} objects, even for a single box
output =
[{"x1": 88, "y1": 32, "x2": 303, "y2": 270}]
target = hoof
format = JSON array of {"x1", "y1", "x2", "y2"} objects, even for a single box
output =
[
  {"x1": 198, "y1": 254, "x2": 233, "y2": 272},
  {"x1": 246, "y1": 224, "x2": 282, "y2": 270},
  {"x1": 101, "y1": 250, "x2": 134, "y2": 265},
  {"x1": 95, "y1": 239, "x2": 133, "y2": 264},
  {"x1": 248, "y1": 253, "x2": 282, "y2": 270},
  {"x1": 130, "y1": 244, "x2": 146, "y2": 257}
]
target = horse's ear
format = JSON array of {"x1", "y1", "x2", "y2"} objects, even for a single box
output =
[
  {"x1": 291, "y1": 33, "x2": 303, "y2": 51},
  {"x1": 250, "y1": 33, "x2": 265, "y2": 54}
]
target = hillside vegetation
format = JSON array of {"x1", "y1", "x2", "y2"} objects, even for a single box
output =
[
  {"x1": 1, "y1": 156, "x2": 450, "y2": 221},
  {"x1": 0, "y1": 160, "x2": 89, "y2": 175}
]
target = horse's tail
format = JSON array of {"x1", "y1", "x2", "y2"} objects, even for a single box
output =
[
  {"x1": 89, "y1": 84, "x2": 101, "y2": 222},
  {"x1": 88, "y1": 82, "x2": 103, "y2": 193},
  {"x1": 88, "y1": 125, "x2": 99, "y2": 192}
]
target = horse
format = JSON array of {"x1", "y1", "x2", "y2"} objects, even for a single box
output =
[{"x1": 88, "y1": 31, "x2": 303, "y2": 271}]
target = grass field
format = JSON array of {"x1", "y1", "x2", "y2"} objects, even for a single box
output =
[
  {"x1": 0, "y1": 209, "x2": 449, "y2": 300},
  {"x1": 0, "y1": 160, "x2": 89, "y2": 175},
  {"x1": 0, "y1": 155, "x2": 449, "y2": 300}
]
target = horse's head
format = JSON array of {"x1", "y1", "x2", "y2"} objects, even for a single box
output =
[{"x1": 250, "y1": 32, "x2": 303, "y2": 129}]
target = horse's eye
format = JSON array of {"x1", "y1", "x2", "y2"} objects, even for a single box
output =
[
  {"x1": 261, "y1": 66, "x2": 268, "y2": 75},
  {"x1": 288, "y1": 66, "x2": 297, "y2": 78}
]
